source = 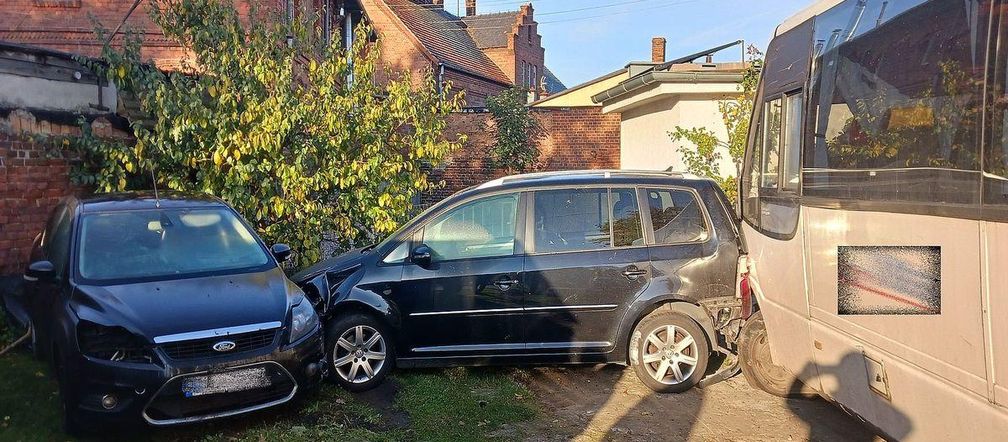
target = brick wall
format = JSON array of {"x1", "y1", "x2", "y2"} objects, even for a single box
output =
[
  {"x1": 442, "y1": 69, "x2": 508, "y2": 108},
  {"x1": 0, "y1": 110, "x2": 130, "y2": 275},
  {"x1": 0, "y1": 130, "x2": 75, "y2": 275},
  {"x1": 425, "y1": 107, "x2": 620, "y2": 203},
  {"x1": 482, "y1": 4, "x2": 545, "y2": 100}
]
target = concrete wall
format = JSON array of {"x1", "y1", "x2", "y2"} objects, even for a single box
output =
[{"x1": 618, "y1": 94, "x2": 737, "y2": 177}]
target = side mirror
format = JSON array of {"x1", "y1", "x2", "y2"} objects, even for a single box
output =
[
  {"x1": 411, "y1": 244, "x2": 433, "y2": 269},
  {"x1": 24, "y1": 260, "x2": 55, "y2": 282},
  {"x1": 271, "y1": 243, "x2": 293, "y2": 263}
]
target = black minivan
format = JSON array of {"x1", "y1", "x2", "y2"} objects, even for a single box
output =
[
  {"x1": 4, "y1": 192, "x2": 325, "y2": 433},
  {"x1": 295, "y1": 170, "x2": 746, "y2": 393}
]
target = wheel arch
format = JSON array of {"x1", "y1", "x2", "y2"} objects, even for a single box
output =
[{"x1": 617, "y1": 296, "x2": 717, "y2": 363}]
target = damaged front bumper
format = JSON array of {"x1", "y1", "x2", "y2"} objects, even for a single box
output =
[{"x1": 63, "y1": 324, "x2": 325, "y2": 427}]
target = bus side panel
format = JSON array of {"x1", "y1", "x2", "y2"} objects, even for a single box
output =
[
  {"x1": 809, "y1": 318, "x2": 1008, "y2": 441},
  {"x1": 804, "y1": 207, "x2": 986, "y2": 393},
  {"x1": 740, "y1": 221, "x2": 818, "y2": 389},
  {"x1": 985, "y1": 221, "x2": 1008, "y2": 408}
]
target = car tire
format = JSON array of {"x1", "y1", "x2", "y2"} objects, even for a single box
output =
[
  {"x1": 325, "y1": 313, "x2": 394, "y2": 392},
  {"x1": 629, "y1": 311, "x2": 709, "y2": 393},
  {"x1": 738, "y1": 311, "x2": 818, "y2": 398}
]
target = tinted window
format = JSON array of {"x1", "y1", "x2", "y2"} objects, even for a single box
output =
[
  {"x1": 743, "y1": 113, "x2": 763, "y2": 227},
  {"x1": 611, "y1": 188, "x2": 643, "y2": 247},
  {"x1": 423, "y1": 193, "x2": 518, "y2": 261},
  {"x1": 78, "y1": 208, "x2": 271, "y2": 282},
  {"x1": 987, "y1": 5, "x2": 1008, "y2": 217},
  {"x1": 782, "y1": 92, "x2": 803, "y2": 191},
  {"x1": 533, "y1": 188, "x2": 610, "y2": 253},
  {"x1": 645, "y1": 188, "x2": 708, "y2": 244},
  {"x1": 762, "y1": 98, "x2": 782, "y2": 188},
  {"x1": 804, "y1": 0, "x2": 982, "y2": 206}
]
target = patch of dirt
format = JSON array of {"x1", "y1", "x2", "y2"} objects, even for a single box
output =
[
  {"x1": 515, "y1": 365, "x2": 883, "y2": 442},
  {"x1": 352, "y1": 377, "x2": 411, "y2": 430}
]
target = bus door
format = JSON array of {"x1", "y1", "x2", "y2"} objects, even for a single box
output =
[
  {"x1": 740, "y1": 19, "x2": 817, "y2": 389},
  {"x1": 802, "y1": 0, "x2": 988, "y2": 431}
]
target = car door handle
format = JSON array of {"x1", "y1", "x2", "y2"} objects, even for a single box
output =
[
  {"x1": 494, "y1": 278, "x2": 520, "y2": 290},
  {"x1": 622, "y1": 267, "x2": 648, "y2": 280}
]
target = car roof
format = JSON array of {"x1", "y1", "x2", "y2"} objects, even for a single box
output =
[
  {"x1": 461, "y1": 169, "x2": 711, "y2": 195},
  {"x1": 76, "y1": 191, "x2": 228, "y2": 214}
]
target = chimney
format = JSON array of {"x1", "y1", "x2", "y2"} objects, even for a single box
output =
[
  {"x1": 465, "y1": 0, "x2": 476, "y2": 16},
  {"x1": 651, "y1": 37, "x2": 666, "y2": 63},
  {"x1": 432, "y1": 0, "x2": 443, "y2": 6}
]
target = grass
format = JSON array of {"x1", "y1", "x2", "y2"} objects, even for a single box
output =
[
  {"x1": 395, "y1": 367, "x2": 538, "y2": 441},
  {"x1": 0, "y1": 314, "x2": 539, "y2": 441}
]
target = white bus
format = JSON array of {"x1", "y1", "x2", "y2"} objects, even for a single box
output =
[{"x1": 736, "y1": 0, "x2": 1008, "y2": 439}]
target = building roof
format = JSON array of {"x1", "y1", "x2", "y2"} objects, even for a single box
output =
[
  {"x1": 542, "y1": 67, "x2": 566, "y2": 94},
  {"x1": 383, "y1": 1, "x2": 511, "y2": 84},
  {"x1": 462, "y1": 11, "x2": 519, "y2": 49},
  {"x1": 531, "y1": 67, "x2": 623, "y2": 107},
  {"x1": 591, "y1": 41, "x2": 748, "y2": 106}
]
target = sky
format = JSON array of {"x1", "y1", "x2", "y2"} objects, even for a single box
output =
[{"x1": 444, "y1": 0, "x2": 810, "y2": 87}]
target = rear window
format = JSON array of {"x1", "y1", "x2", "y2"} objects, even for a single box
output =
[
  {"x1": 644, "y1": 188, "x2": 708, "y2": 244},
  {"x1": 77, "y1": 208, "x2": 271, "y2": 282}
]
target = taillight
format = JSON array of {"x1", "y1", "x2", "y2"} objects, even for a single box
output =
[
  {"x1": 740, "y1": 272, "x2": 753, "y2": 320},
  {"x1": 737, "y1": 255, "x2": 753, "y2": 320}
]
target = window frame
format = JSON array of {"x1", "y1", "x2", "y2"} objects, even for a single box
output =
[{"x1": 639, "y1": 186, "x2": 714, "y2": 247}]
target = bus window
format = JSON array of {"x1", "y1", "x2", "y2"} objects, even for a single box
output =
[
  {"x1": 761, "y1": 98, "x2": 782, "y2": 189},
  {"x1": 804, "y1": 0, "x2": 982, "y2": 212},
  {"x1": 742, "y1": 115, "x2": 763, "y2": 228},
  {"x1": 782, "y1": 92, "x2": 802, "y2": 192}
]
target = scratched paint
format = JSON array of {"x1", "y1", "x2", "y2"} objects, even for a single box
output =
[{"x1": 837, "y1": 246, "x2": 941, "y2": 315}]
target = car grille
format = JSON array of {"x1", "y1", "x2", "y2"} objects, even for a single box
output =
[
  {"x1": 143, "y1": 362, "x2": 297, "y2": 425},
  {"x1": 160, "y1": 329, "x2": 277, "y2": 360}
]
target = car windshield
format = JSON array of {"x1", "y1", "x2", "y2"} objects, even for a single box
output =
[{"x1": 77, "y1": 208, "x2": 271, "y2": 282}]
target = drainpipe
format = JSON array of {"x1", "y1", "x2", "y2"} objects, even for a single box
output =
[
  {"x1": 93, "y1": 0, "x2": 143, "y2": 112},
  {"x1": 437, "y1": 62, "x2": 444, "y2": 94},
  {"x1": 286, "y1": 0, "x2": 294, "y2": 48},
  {"x1": 344, "y1": 8, "x2": 353, "y2": 86}
]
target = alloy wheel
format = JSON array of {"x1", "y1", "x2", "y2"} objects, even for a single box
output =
[
  {"x1": 641, "y1": 324, "x2": 699, "y2": 385},
  {"x1": 332, "y1": 325, "x2": 386, "y2": 384}
]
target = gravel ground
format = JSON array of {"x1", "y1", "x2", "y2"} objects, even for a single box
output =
[{"x1": 512, "y1": 364, "x2": 882, "y2": 442}]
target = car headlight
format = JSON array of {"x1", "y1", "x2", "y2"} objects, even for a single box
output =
[
  {"x1": 77, "y1": 320, "x2": 156, "y2": 364},
  {"x1": 289, "y1": 298, "x2": 320, "y2": 343}
]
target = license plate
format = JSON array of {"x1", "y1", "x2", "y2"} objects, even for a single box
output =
[{"x1": 181, "y1": 366, "x2": 270, "y2": 397}]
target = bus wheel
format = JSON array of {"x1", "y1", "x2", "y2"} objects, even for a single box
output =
[{"x1": 738, "y1": 311, "x2": 817, "y2": 398}]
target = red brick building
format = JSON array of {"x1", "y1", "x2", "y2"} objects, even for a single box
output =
[{"x1": 0, "y1": 0, "x2": 565, "y2": 107}]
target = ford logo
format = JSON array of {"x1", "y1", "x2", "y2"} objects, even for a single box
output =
[{"x1": 212, "y1": 340, "x2": 236, "y2": 352}]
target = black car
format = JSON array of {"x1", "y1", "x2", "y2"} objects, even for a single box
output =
[
  {"x1": 3, "y1": 192, "x2": 325, "y2": 433},
  {"x1": 294, "y1": 170, "x2": 746, "y2": 393}
]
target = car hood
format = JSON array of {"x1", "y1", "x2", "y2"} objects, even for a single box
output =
[
  {"x1": 72, "y1": 267, "x2": 298, "y2": 342},
  {"x1": 291, "y1": 247, "x2": 369, "y2": 283}
]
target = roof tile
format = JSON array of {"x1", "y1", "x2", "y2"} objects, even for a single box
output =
[{"x1": 384, "y1": 0, "x2": 510, "y2": 84}]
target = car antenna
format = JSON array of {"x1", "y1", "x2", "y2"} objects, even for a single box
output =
[{"x1": 150, "y1": 167, "x2": 161, "y2": 208}]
